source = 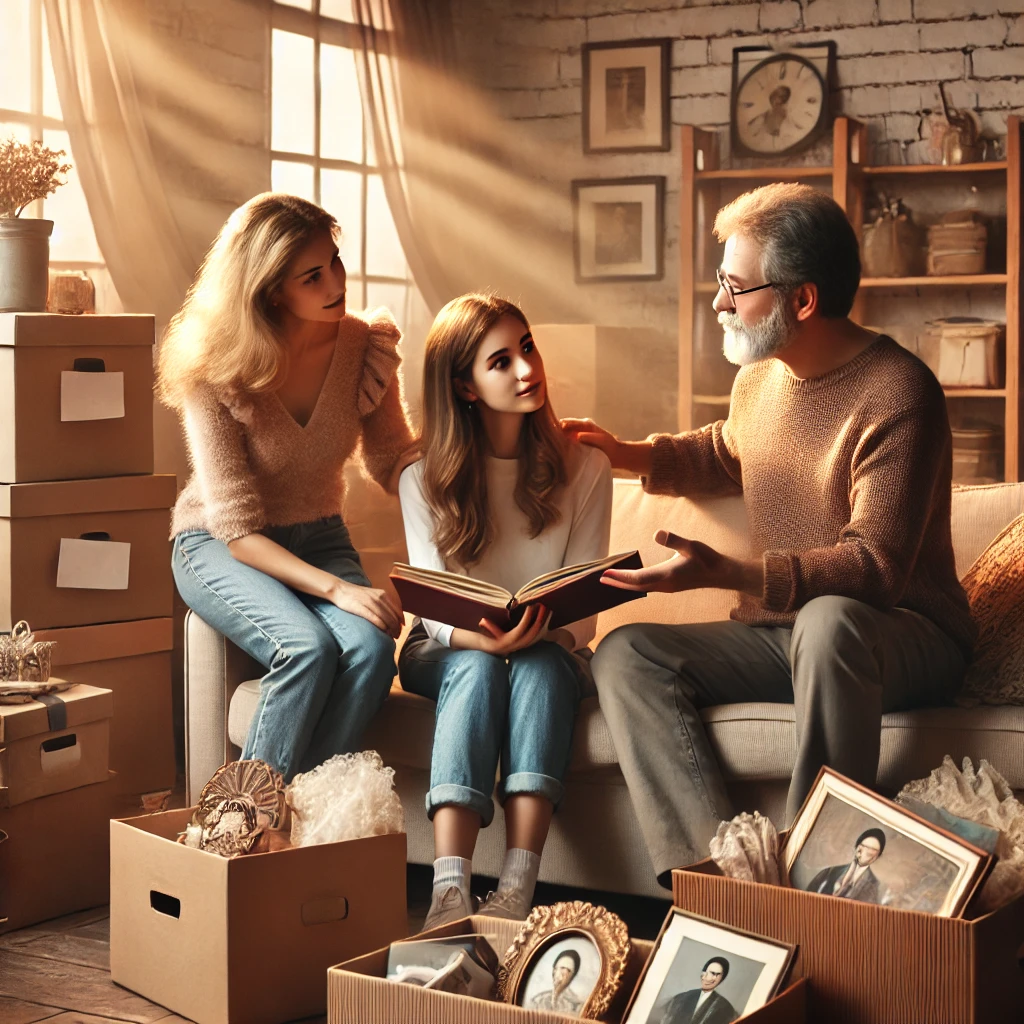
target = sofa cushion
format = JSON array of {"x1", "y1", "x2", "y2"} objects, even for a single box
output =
[{"x1": 227, "y1": 680, "x2": 1024, "y2": 792}]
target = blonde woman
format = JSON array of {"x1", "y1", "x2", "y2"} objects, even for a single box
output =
[
  {"x1": 398, "y1": 294, "x2": 612, "y2": 927},
  {"x1": 159, "y1": 193, "x2": 416, "y2": 782}
]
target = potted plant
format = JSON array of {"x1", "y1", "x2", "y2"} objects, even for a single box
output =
[{"x1": 0, "y1": 136, "x2": 72, "y2": 312}]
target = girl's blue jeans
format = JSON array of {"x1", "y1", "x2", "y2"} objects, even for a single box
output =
[
  {"x1": 172, "y1": 517, "x2": 396, "y2": 782},
  {"x1": 399, "y1": 623, "x2": 581, "y2": 826}
]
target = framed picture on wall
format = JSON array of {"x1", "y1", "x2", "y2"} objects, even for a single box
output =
[
  {"x1": 572, "y1": 176, "x2": 665, "y2": 283},
  {"x1": 582, "y1": 39, "x2": 671, "y2": 153}
]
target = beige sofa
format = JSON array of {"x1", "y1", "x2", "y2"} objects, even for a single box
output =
[{"x1": 184, "y1": 479, "x2": 1024, "y2": 899}]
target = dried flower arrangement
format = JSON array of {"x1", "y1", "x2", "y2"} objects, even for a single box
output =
[{"x1": 0, "y1": 136, "x2": 72, "y2": 218}]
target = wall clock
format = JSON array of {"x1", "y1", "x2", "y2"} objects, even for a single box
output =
[{"x1": 730, "y1": 43, "x2": 835, "y2": 158}]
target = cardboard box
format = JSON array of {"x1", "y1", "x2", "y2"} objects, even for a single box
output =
[
  {"x1": 34, "y1": 619, "x2": 176, "y2": 795},
  {"x1": 0, "y1": 682, "x2": 112, "y2": 806},
  {"x1": 110, "y1": 809, "x2": 408, "y2": 1024},
  {"x1": 327, "y1": 915, "x2": 808, "y2": 1024},
  {"x1": 0, "y1": 312, "x2": 156, "y2": 483},
  {"x1": 0, "y1": 473, "x2": 176, "y2": 631},
  {"x1": 673, "y1": 860, "x2": 1024, "y2": 1024},
  {"x1": 0, "y1": 773, "x2": 115, "y2": 933}
]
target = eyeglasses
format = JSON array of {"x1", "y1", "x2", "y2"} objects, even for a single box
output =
[{"x1": 716, "y1": 268, "x2": 776, "y2": 308}]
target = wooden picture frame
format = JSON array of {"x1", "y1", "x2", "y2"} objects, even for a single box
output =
[
  {"x1": 623, "y1": 907, "x2": 795, "y2": 1023},
  {"x1": 497, "y1": 901, "x2": 630, "y2": 1019},
  {"x1": 582, "y1": 38, "x2": 671, "y2": 153},
  {"x1": 572, "y1": 176, "x2": 665, "y2": 283},
  {"x1": 783, "y1": 767, "x2": 993, "y2": 918}
]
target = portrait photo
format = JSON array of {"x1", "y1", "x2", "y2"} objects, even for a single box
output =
[
  {"x1": 572, "y1": 177, "x2": 665, "y2": 283},
  {"x1": 623, "y1": 909, "x2": 794, "y2": 1024},
  {"x1": 516, "y1": 932, "x2": 602, "y2": 1016},
  {"x1": 784, "y1": 768, "x2": 992, "y2": 918},
  {"x1": 583, "y1": 39, "x2": 670, "y2": 153}
]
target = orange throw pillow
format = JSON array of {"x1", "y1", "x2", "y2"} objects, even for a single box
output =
[{"x1": 958, "y1": 513, "x2": 1024, "y2": 705}]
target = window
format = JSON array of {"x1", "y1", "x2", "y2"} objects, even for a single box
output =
[
  {"x1": 271, "y1": 1, "x2": 418, "y2": 320},
  {"x1": 0, "y1": 0, "x2": 120, "y2": 311}
]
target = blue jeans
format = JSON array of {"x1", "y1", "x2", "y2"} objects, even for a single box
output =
[
  {"x1": 399, "y1": 624, "x2": 581, "y2": 826},
  {"x1": 172, "y1": 517, "x2": 396, "y2": 782}
]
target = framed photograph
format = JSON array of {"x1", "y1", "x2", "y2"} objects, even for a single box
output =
[
  {"x1": 572, "y1": 176, "x2": 665, "y2": 283},
  {"x1": 783, "y1": 767, "x2": 993, "y2": 917},
  {"x1": 498, "y1": 901, "x2": 630, "y2": 1019},
  {"x1": 583, "y1": 38, "x2": 671, "y2": 153},
  {"x1": 623, "y1": 907, "x2": 795, "y2": 1024}
]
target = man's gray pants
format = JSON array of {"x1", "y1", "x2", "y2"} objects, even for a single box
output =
[{"x1": 591, "y1": 595, "x2": 966, "y2": 884}]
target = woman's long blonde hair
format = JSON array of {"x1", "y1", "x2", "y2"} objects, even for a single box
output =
[
  {"x1": 420, "y1": 294, "x2": 568, "y2": 567},
  {"x1": 157, "y1": 193, "x2": 339, "y2": 408}
]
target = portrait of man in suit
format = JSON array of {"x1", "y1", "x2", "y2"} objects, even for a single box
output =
[
  {"x1": 806, "y1": 827, "x2": 887, "y2": 904},
  {"x1": 654, "y1": 956, "x2": 739, "y2": 1024}
]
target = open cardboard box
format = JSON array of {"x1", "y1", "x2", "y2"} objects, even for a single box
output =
[
  {"x1": 327, "y1": 914, "x2": 808, "y2": 1023},
  {"x1": 0, "y1": 312, "x2": 156, "y2": 484},
  {"x1": 0, "y1": 771, "x2": 115, "y2": 933},
  {"x1": 0, "y1": 682, "x2": 112, "y2": 806},
  {"x1": 673, "y1": 855, "x2": 1024, "y2": 1024},
  {"x1": 110, "y1": 808, "x2": 408, "y2": 1024}
]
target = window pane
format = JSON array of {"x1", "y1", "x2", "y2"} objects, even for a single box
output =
[
  {"x1": 271, "y1": 159, "x2": 315, "y2": 201},
  {"x1": 346, "y1": 276, "x2": 365, "y2": 311},
  {"x1": 365, "y1": 174, "x2": 406, "y2": 278},
  {"x1": 42, "y1": 129, "x2": 102, "y2": 263},
  {"x1": 272, "y1": 30, "x2": 315, "y2": 155},
  {"x1": 320, "y1": 0, "x2": 354, "y2": 20},
  {"x1": 42, "y1": 16, "x2": 62, "y2": 119},
  {"x1": 321, "y1": 168, "x2": 363, "y2": 273},
  {"x1": 0, "y1": 122, "x2": 33, "y2": 144},
  {"x1": 0, "y1": 0, "x2": 32, "y2": 113},
  {"x1": 365, "y1": 281, "x2": 408, "y2": 319},
  {"x1": 320, "y1": 43, "x2": 362, "y2": 163}
]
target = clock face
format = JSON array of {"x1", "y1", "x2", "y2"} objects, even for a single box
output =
[{"x1": 733, "y1": 53, "x2": 827, "y2": 156}]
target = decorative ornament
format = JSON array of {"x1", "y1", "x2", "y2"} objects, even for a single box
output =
[{"x1": 0, "y1": 620, "x2": 57, "y2": 686}]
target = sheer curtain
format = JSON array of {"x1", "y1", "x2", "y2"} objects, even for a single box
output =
[
  {"x1": 43, "y1": 0, "x2": 196, "y2": 325},
  {"x1": 353, "y1": 0, "x2": 572, "y2": 318}
]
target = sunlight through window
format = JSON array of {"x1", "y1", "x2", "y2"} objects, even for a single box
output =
[
  {"x1": 0, "y1": 0, "x2": 119, "y2": 310},
  {"x1": 271, "y1": 0, "x2": 412, "y2": 318}
]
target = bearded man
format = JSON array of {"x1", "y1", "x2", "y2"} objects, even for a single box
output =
[{"x1": 562, "y1": 183, "x2": 974, "y2": 886}]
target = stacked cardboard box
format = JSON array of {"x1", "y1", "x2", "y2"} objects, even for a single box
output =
[{"x1": 0, "y1": 311, "x2": 176, "y2": 931}]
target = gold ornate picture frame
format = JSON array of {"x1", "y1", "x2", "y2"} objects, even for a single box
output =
[{"x1": 497, "y1": 900, "x2": 630, "y2": 1020}]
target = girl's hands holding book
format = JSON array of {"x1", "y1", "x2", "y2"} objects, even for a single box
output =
[
  {"x1": 453, "y1": 604, "x2": 552, "y2": 655},
  {"x1": 327, "y1": 579, "x2": 404, "y2": 638}
]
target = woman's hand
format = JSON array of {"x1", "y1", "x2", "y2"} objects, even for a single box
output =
[
  {"x1": 327, "y1": 578, "x2": 404, "y2": 637},
  {"x1": 560, "y1": 417, "x2": 653, "y2": 476},
  {"x1": 455, "y1": 604, "x2": 552, "y2": 655}
]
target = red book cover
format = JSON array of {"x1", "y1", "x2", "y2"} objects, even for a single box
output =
[{"x1": 390, "y1": 551, "x2": 645, "y2": 633}]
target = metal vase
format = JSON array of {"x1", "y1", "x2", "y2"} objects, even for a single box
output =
[{"x1": 0, "y1": 218, "x2": 54, "y2": 312}]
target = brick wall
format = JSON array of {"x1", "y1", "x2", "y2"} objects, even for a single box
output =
[{"x1": 449, "y1": 0, "x2": 1024, "y2": 430}]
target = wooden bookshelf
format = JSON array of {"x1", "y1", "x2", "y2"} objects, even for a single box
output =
[{"x1": 679, "y1": 114, "x2": 1024, "y2": 482}]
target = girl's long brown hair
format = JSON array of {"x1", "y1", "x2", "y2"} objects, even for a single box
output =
[{"x1": 420, "y1": 294, "x2": 568, "y2": 567}]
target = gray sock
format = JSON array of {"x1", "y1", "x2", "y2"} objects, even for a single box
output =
[
  {"x1": 497, "y1": 847, "x2": 540, "y2": 906},
  {"x1": 432, "y1": 855, "x2": 472, "y2": 905}
]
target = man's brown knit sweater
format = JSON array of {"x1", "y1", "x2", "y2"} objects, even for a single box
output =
[
  {"x1": 171, "y1": 308, "x2": 418, "y2": 543},
  {"x1": 644, "y1": 335, "x2": 976, "y2": 655}
]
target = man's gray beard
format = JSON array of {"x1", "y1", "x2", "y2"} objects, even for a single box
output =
[{"x1": 719, "y1": 295, "x2": 795, "y2": 366}]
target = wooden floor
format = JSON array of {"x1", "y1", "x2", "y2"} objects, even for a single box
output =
[{"x1": 0, "y1": 867, "x2": 667, "y2": 1024}]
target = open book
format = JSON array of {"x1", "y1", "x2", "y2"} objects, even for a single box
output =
[{"x1": 389, "y1": 551, "x2": 645, "y2": 633}]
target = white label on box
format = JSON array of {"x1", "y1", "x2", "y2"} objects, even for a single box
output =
[
  {"x1": 60, "y1": 370, "x2": 125, "y2": 421},
  {"x1": 56, "y1": 537, "x2": 131, "y2": 590}
]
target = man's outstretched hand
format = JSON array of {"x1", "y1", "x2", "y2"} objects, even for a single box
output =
[{"x1": 600, "y1": 530, "x2": 764, "y2": 596}]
